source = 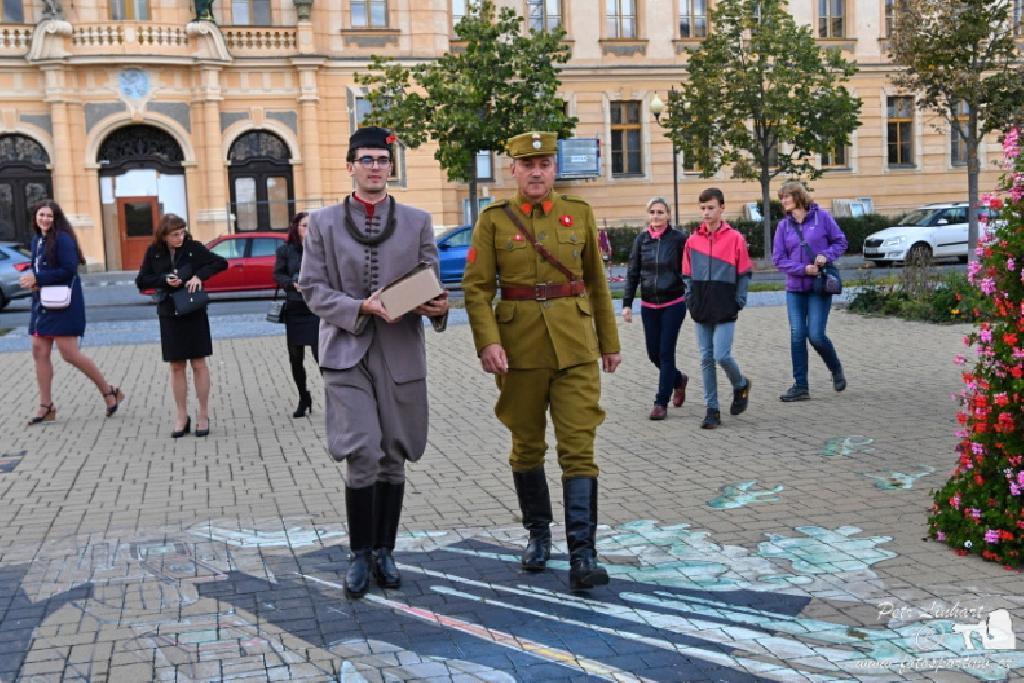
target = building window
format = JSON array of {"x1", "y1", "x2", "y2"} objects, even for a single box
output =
[
  {"x1": 610, "y1": 100, "x2": 642, "y2": 176},
  {"x1": 109, "y1": 0, "x2": 149, "y2": 20},
  {"x1": 606, "y1": 0, "x2": 637, "y2": 39},
  {"x1": 680, "y1": 0, "x2": 707, "y2": 38},
  {"x1": 1015, "y1": 0, "x2": 1024, "y2": 36},
  {"x1": 821, "y1": 144, "x2": 848, "y2": 169},
  {"x1": 887, "y1": 96, "x2": 915, "y2": 168},
  {"x1": 527, "y1": 0, "x2": 561, "y2": 31},
  {"x1": 950, "y1": 101, "x2": 969, "y2": 167},
  {"x1": 351, "y1": 0, "x2": 387, "y2": 28},
  {"x1": 818, "y1": 0, "x2": 844, "y2": 38},
  {"x1": 2, "y1": 0, "x2": 23, "y2": 22},
  {"x1": 352, "y1": 95, "x2": 404, "y2": 183},
  {"x1": 476, "y1": 151, "x2": 494, "y2": 181},
  {"x1": 231, "y1": 0, "x2": 271, "y2": 25}
]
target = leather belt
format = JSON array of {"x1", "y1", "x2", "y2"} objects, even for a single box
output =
[{"x1": 500, "y1": 280, "x2": 586, "y2": 301}]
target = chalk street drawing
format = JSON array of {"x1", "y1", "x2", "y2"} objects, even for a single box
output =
[
  {"x1": 821, "y1": 435, "x2": 875, "y2": 457},
  {"x1": 3, "y1": 519, "x2": 1023, "y2": 682},
  {"x1": 863, "y1": 465, "x2": 935, "y2": 490},
  {"x1": 0, "y1": 450, "x2": 27, "y2": 473},
  {"x1": 707, "y1": 480, "x2": 784, "y2": 509},
  {"x1": 189, "y1": 523, "x2": 347, "y2": 548}
]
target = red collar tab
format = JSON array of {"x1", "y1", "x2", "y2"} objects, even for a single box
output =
[{"x1": 518, "y1": 199, "x2": 555, "y2": 217}]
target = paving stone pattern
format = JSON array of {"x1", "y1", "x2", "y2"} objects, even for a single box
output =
[{"x1": 0, "y1": 308, "x2": 1021, "y2": 682}]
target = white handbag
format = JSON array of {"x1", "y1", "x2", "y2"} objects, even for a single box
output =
[{"x1": 40, "y1": 285, "x2": 73, "y2": 310}]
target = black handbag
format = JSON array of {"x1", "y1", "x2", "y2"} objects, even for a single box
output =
[
  {"x1": 171, "y1": 288, "x2": 210, "y2": 316},
  {"x1": 266, "y1": 288, "x2": 286, "y2": 323},
  {"x1": 814, "y1": 263, "x2": 843, "y2": 295}
]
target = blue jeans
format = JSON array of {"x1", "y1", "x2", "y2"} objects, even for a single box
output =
[
  {"x1": 694, "y1": 322, "x2": 746, "y2": 411},
  {"x1": 786, "y1": 291, "x2": 842, "y2": 388},
  {"x1": 640, "y1": 300, "x2": 687, "y2": 407}
]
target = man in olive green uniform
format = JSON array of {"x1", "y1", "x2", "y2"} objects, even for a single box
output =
[{"x1": 463, "y1": 131, "x2": 621, "y2": 591}]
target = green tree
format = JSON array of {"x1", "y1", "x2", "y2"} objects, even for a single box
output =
[
  {"x1": 662, "y1": 0, "x2": 861, "y2": 250},
  {"x1": 889, "y1": 0, "x2": 1024, "y2": 262},
  {"x1": 355, "y1": 0, "x2": 575, "y2": 225}
]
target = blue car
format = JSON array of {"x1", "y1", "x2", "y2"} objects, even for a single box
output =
[
  {"x1": 436, "y1": 225, "x2": 472, "y2": 284},
  {"x1": 0, "y1": 241, "x2": 33, "y2": 311}
]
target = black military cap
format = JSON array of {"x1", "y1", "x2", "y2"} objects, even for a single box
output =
[{"x1": 349, "y1": 126, "x2": 395, "y2": 152}]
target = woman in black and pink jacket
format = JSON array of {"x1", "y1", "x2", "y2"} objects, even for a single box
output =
[{"x1": 622, "y1": 197, "x2": 689, "y2": 420}]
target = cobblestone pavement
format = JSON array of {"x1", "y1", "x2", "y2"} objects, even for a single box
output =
[{"x1": 0, "y1": 307, "x2": 1021, "y2": 682}]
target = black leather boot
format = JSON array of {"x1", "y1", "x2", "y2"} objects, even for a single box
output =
[
  {"x1": 512, "y1": 467, "x2": 552, "y2": 571},
  {"x1": 563, "y1": 477, "x2": 608, "y2": 590},
  {"x1": 372, "y1": 481, "x2": 405, "y2": 589},
  {"x1": 344, "y1": 485, "x2": 375, "y2": 598},
  {"x1": 293, "y1": 389, "x2": 312, "y2": 418}
]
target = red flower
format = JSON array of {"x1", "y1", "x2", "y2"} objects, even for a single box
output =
[
  {"x1": 559, "y1": 214, "x2": 574, "y2": 227},
  {"x1": 1004, "y1": 333, "x2": 1019, "y2": 345},
  {"x1": 385, "y1": 134, "x2": 397, "y2": 144},
  {"x1": 956, "y1": 549, "x2": 970, "y2": 556},
  {"x1": 1001, "y1": 530, "x2": 1015, "y2": 541},
  {"x1": 974, "y1": 474, "x2": 985, "y2": 486},
  {"x1": 1012, "y1": 366, "x2": 1023, "y2": 379},
  {"x1": 989, "y1": 197, "x2": 1005, "y2": 209}
]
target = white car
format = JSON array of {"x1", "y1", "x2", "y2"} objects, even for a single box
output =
[{"x1": 862, "y1": 202, "x2": 1001, "y2": 265}]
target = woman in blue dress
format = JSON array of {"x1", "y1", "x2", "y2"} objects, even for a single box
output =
[{"x1": 19, "y1": 200, "x2": 124, "y2": 425}]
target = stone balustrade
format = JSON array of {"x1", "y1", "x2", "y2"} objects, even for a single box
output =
[{"x1": 0, "y1": 25, "x2": 32, "y2": 54}]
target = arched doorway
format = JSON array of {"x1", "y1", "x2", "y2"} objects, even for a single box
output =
[
  {"x1": 0, "y1": 134, "x2": 53, "y2": 247},
  {"x1": 97, "y1": 124, "x2": 186, "y2": 270},
  {"x1": 228, "y1": 130, "x2": 294, "y2": 232}
]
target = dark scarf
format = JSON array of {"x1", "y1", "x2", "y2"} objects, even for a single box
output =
[{"x1": 343, "y1": 195, "x2": 397, "y2": 246}]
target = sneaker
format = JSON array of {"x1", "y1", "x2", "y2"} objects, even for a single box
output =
[
  {"x1": 700, "y1": 408, "x2": 722, "y2": 429},
  {"x1": 779, "y1": 385, "x2": 810, "y2": 402},
  {"x1": 729, "y1": 379, "x2": 751, "y2": 416},
  {"x1": 649, "y1": 405, "x2": 667, "y2": 420},
  {"x1": 672, "y1": 373, "x2": 688, "y2": 407},
  {"x1": 832, "y1": 368, "x2": 847, "y2": 392}
]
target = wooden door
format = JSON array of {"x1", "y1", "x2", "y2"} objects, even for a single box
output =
[{"x1": 117, "y1": 196, "x2": 159, "y2": 271}]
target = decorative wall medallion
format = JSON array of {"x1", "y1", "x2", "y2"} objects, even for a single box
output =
[{"x1": 119, "y1": 69, "x2": 150, "y2": 100}]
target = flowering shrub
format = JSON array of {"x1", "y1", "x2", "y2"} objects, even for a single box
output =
[{"x1": 928, "y1": 128, "x2": 1024, "y2": 568}]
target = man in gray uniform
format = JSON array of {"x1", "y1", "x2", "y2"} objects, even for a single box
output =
[{"x1": 299, "y1": 126, "x2": 448, "y2": 598}]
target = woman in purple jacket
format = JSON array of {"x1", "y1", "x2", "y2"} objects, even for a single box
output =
[{"x1": 771, "y1": 181, "x2": 848, "y2": 402}]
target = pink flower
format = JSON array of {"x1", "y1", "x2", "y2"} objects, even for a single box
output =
[
  {"x1": 980, "y1": 328, "x2": 992, "y2": 343},
  {"x1": 971, "y1": 442, "x2": 985, "y2": 455},
  {"x1": 951, "y1": 494, "x2": 962, "y2": 510},
  {"x1": 968, "y1": 507, "x2": 982, "y2": 521},
  {"x1": 1018, "y1": 471, "x2": 1024, "y2": 487},
  {"x1": 1008, "y1": 257, "x2": 1017, "y2": 272},
  {"x1": 936, "y1": 531, "x2": 947, "y2": 541},
  {"x1": 954, "y1": 354, "x2": 967, "y2": 366},
  {"x1": 985, "y1": 529, "x2": 1001, "y2": 544},
  {"x1": 980, "y1": 278, "x2": 997, "y2": 295},
  {"x1": 1011, "y1": 483, "x2": 1022, "y2": 497}
]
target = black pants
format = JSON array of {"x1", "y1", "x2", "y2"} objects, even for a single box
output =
[{"x1": 288, "y1": 344, "x2": 319, "y2": 394}]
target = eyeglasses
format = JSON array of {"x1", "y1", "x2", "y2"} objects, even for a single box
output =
[{"x1": 355, "y1": 156, "x2": 393, "y2": 169}]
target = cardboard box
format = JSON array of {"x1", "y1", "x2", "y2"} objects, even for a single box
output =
[{"x1": 379, "y1": 262, "x2": 444, "y2": 318}]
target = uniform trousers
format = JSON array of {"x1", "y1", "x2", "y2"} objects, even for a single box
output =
[
  {"x1": 495, "y1": 362, "x2": 604, "y2": 479},
  {"x1": 322, "y1": 338, "x2": 428, "y2": 488}
]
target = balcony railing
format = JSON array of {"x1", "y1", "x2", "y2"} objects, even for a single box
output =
[
  {"x1": 221, "y1": 27, "x2": 297, "y2": 54},
  {"x1": 71, "y1": 23, "x2": 190, "y2": 54},
  {"x1": 0, "y1": 25, "x2": 32, "y2": 55}
]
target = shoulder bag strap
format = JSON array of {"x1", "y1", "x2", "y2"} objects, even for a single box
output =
[
  {"x1": 789, "y1": 218, "x2": 813, "y2": 264},
  {"x1": 501, "y1": 205, "x2": 577, "y2": 282}
]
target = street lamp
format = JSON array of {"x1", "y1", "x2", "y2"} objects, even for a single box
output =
[{"x1": 649, "y1": 89, "x2": 680, "y2": 229}]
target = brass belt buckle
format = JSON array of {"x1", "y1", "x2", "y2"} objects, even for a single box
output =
[{"x1": 535, "y1": 283, "x2": 548, "y2": 301}]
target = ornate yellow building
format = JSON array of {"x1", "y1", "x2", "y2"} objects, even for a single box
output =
[{"x1": 0, "y1": 0, "x2": 1007, "y2": 270}]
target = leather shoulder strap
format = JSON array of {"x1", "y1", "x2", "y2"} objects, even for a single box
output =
[{"x1": 501, "y1": 205, "x2": 576, "y2": 282}]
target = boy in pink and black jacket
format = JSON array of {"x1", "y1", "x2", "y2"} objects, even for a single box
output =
[{"x1": 681, "y1": 187, "x2": 753, "y2": 429}]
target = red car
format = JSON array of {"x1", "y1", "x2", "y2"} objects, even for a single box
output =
[
  {"x1": 204, "y1": 232, "x2": 286, "y2": 292},
  {"x1": 139, "y1": 232, "x2": 286, "y2": 295}
]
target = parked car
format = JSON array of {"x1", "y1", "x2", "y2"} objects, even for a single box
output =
[
  {"x1": 436, "y1": 225, "x2": 472, "y2": 284},
  {"x1": 140, "y1": 232, "x2": 286, "y2": 296},
  {"x1": 862, "y1": 202, "x2": 1001, "y2": 266},
  {"x1": 0, "y1": 242, "x2": 32, "y2": 311}
]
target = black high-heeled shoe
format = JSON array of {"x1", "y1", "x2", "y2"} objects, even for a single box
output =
[
  {"x1": 28, "y1": 403, "x2": 56, "y2": 426},
  {"x1": 104, "y1": 386, "x2": 125, "y2": 417},
  {"x1": 195, "y1": 419, "x2": 210, "y2": 438},
  {"x1": 293, "y1": 390, "x2": 312, "y2": 418},
  {"x1": 172, "y1": 416, "x2": 191, "y2": 439}
]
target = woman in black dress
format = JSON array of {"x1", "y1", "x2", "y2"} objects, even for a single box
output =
[
  {"x1": 273, "y1": 212, "x2": 320, "y2": 417},
  {"x1": 135, "y1": 214, "x2": 227, "y2": 438}
]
